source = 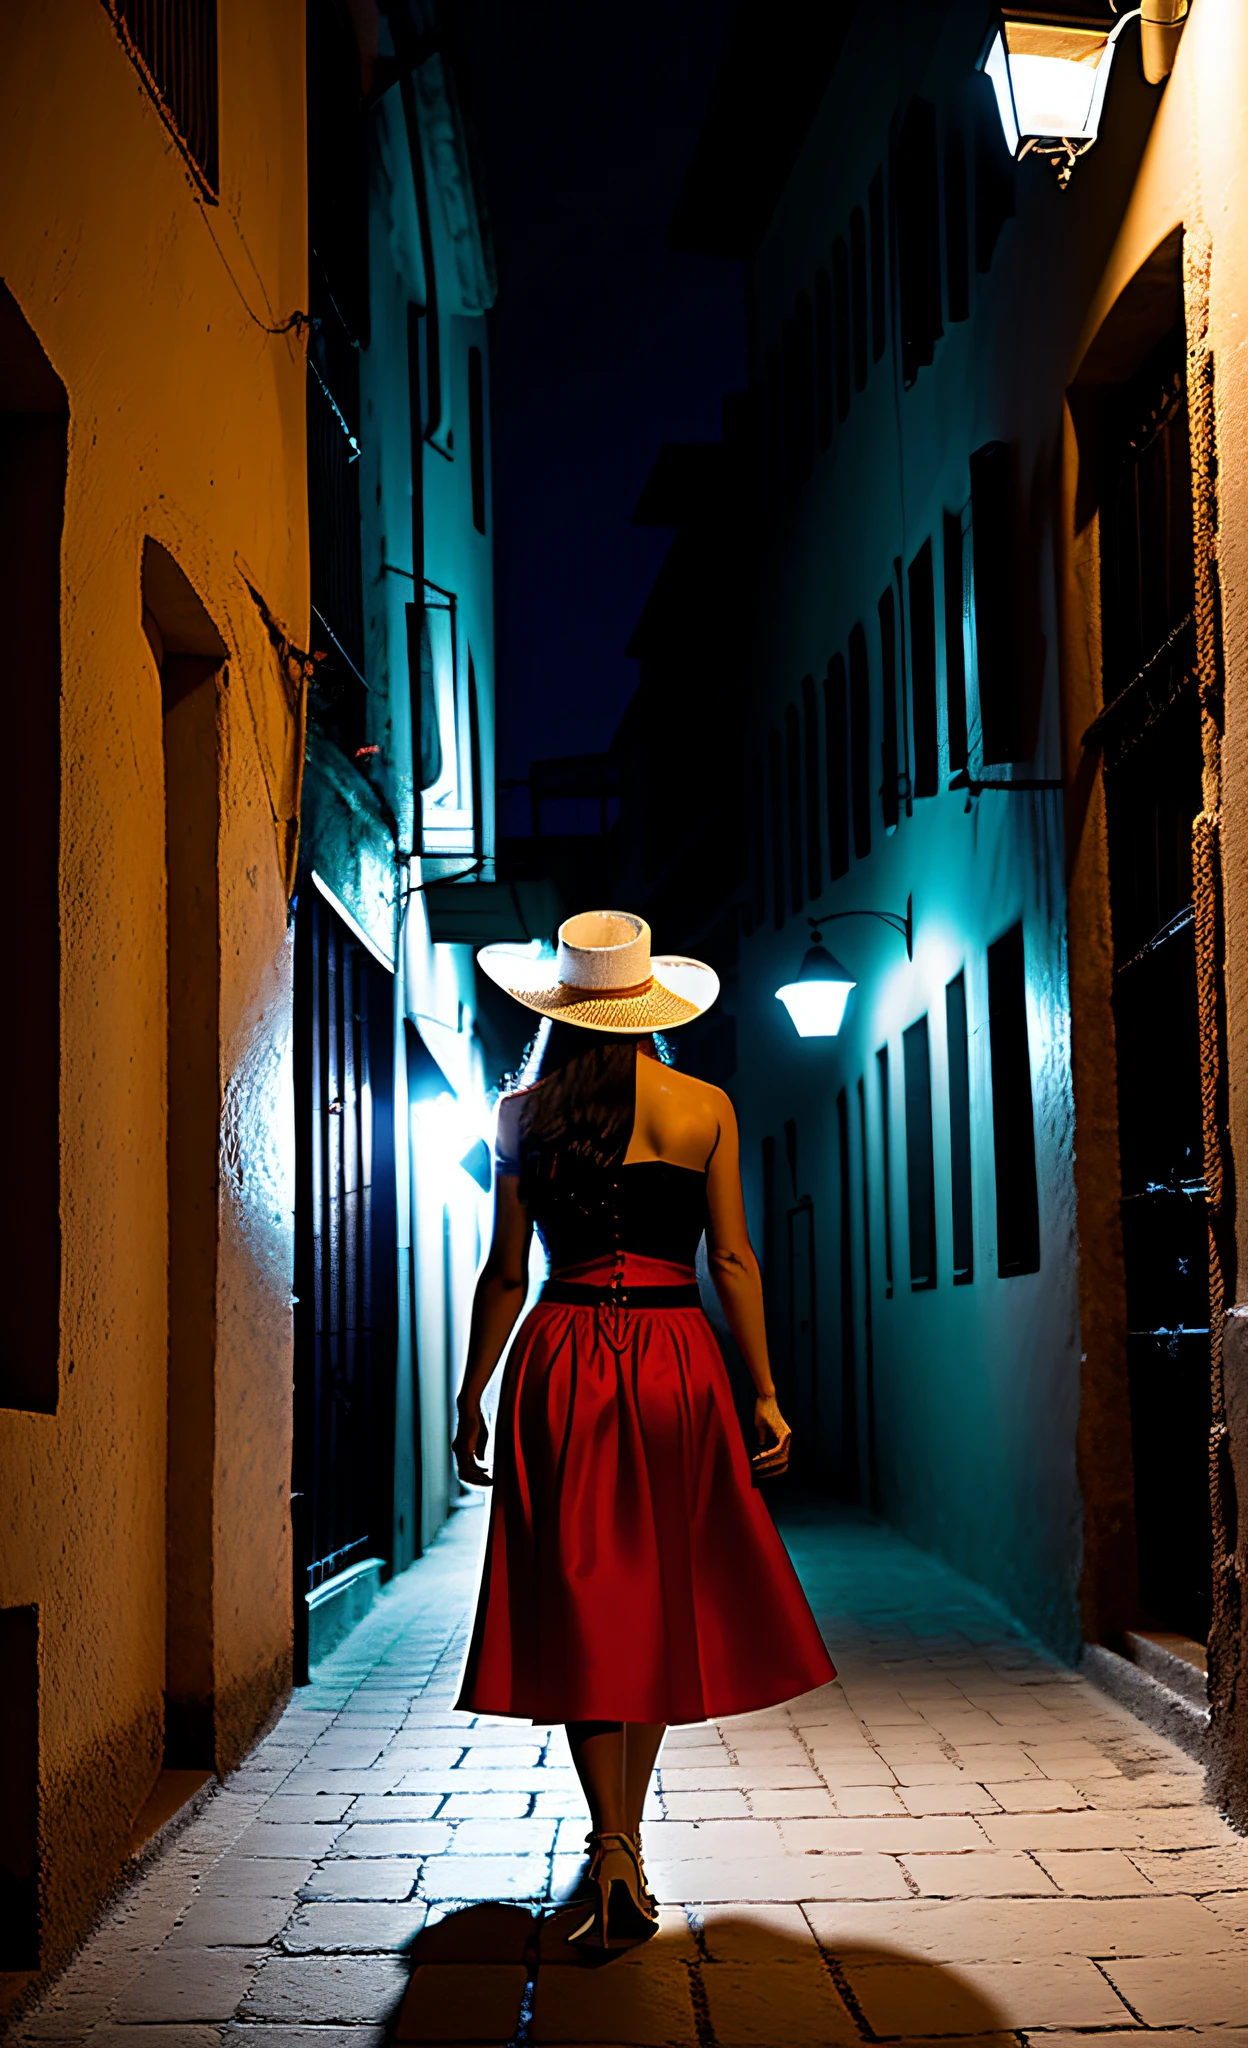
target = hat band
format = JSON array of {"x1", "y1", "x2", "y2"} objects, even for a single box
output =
[{"x1": 561, "y1": 973, "x2": 655, "y2": 1001}]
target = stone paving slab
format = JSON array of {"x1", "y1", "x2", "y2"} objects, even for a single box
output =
[{"x1": 10, "y1": 1499, "x2": 1248, "y2": 2046}]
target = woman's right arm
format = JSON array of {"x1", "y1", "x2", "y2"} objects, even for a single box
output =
[
  {"x1": 704, "y1": 1091, "x2": 792, "y2": 1477},
  {"x1": 452, "y1": 1169, "x2": 532, "y2": 1488}
]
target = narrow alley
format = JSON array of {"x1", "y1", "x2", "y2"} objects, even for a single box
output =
[{"x1": 12, "y1": 1506, "x2": 1246, "y2": 2047}]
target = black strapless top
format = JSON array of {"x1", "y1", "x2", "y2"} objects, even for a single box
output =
[{"x1": 528, "y1": 1154, "x2": 708, "y2": 1272}]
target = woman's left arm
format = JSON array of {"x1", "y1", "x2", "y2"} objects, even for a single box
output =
[{"x1": 452, "y1": 1174, "x2": 532, "y2": 1487}]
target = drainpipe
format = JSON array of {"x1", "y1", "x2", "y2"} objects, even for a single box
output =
[{"x1": 1140, "y1": 0, "x2": 1189, "y2": 85}]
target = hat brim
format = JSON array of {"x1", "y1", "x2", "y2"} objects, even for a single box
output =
[{"x1": 476, "y1": 945, "x2": 719, "y2": 1033}]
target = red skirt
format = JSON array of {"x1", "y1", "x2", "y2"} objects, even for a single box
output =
[{"x1": 457, "y1": 1255, "x2": 836, "y2": 1724}]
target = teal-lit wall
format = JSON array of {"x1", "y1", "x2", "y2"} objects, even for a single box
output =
[{"x1": 733, "y1": 0, "x2": 1167, "y2": 1658}]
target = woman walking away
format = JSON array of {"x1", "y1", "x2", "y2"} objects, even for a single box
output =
[{"x1": 453, "y1": 911, "x2": 835, "y2": 1950}]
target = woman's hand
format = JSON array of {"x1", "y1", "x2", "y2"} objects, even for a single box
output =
[
  {"x1": 751, "y1": 1393, "x2": 792, "y2": 1479},
  {"x1": 453, "y1": 1402, "x2": 493, "y2": 1488}
]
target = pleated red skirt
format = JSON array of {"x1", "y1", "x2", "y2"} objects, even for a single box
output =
[{"x1": 457, "y1": 1255, "x2": 836, "y2": 1724}]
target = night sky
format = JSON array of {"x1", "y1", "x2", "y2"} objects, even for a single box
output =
[{"x1": 460, "y1": 0, "x2": 745, "y2": 826}]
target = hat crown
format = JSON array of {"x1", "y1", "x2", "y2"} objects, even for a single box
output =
[{"x1": 557, "y1": 910, "x2": 652, "y2": 992}]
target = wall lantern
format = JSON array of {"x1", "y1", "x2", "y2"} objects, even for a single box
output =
[
  {"x1": 980, "y1": 4, "x2": 1187, "y2": 189},
  {"x1": 775, "y1": 897, "x2": 914, "y2": 1040}
]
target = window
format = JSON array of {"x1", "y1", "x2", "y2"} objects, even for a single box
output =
[
  {"x1": 814, "y1": 269, "x2": 834, "y2": 451},
  {"x1": 848, "y1": 624, "x2": 871, "y2": 859},
  {"x1": 468, "y1": 345, "x2": 486, "y2": 535},
  {"x1": 946, "y1": 971, "x2": 974, "y2": 1283},
  {"x1": 869, "y1": 169, "x2": 887, "y2": 362},
  {"x1": 769, "y1": 728, "x2": 785, "y2": 930},
  {"x1": 895, "y1": 101, "x2": 943, "y2": 388},
  {"x1": 764, "y1": 347, "x2": 784, "y2": 507},
  {"x1": 419, "y1": 586, "x2": 478, "y2": 856},
  {"x1": 824, "y1": 654, "x2": 849, "y2": 881},
  {"x1": 785, "y1": 702, "x2": 804, "y2": 916},
  {"x1": 1, "y1": 285, "x2": 67, "y2": 1416},
  {"x1": 0, "y1": 1607, "x2": 38, "y2": 1968},
  {"x1": 832, "y1": 236, "x2": 851, "y2": 424},
  {"x1": 802, "y1": 675, "x2": 822, "y2": 900},
  {"x1": 908, "y1": 539, "x2": 938, "y2": 798},
  {"x1": 943, "y1": 509, "x2": 969, "y2": 772},
  {"x1": 987, "y1": 923, "x2": 1040, "y2": 1275},
  {"x1": 850, "y1": 206, "x2": 869, "y2": 391},
  {"x1": 877, "y1": 1046, "x2": 894, "y2": 1296},
  {"x1": 970, "y1": 440, "x2": 1019, "y2": 764},
  {"x1": 903, "y1": 1017, "x2": 937, "y2": 1289},
  {"x1": 104, "y1": 0, "x2": 219, "y2": 197},
  {"x1": 944, "y1": 129, "x2": 970, "y2": 324},
  {"x1": 878, "y1": 586, "x2": 900, "y2": 831}
]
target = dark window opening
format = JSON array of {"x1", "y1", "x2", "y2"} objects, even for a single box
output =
[
  {"x1": 802, "y1": 675, "x2": 821, "y2": 900},
  {"x1": 849, "y1": 623, "x2": 872, "y2": 860},
  {"x1": 0, "y1": 1607, "x2": 38, "y2": 1968},
  {"x1": 944, "y1": 128, "x2": 970, "y2": 323},
  {"x1": 878, "y1": 586, "x2": 900, "y2": 831},
  {"x1": 869, "y1": 168, "x2": 887, "y2": 362},
  {"x1": 895, "y1": 100, "x2": 943, "y2": 388},
  {"x1": 782, "y1": 306, "x2": 815, "y2": 491},
  {"x1": 1100, "y1": 324, "x2": 1194, "y2": 705},
  {"x1": 0, "y1": 284, "x2": 66, "y2": 1417},
  {"x1": 785, "y1": 702, "x2": 804, "y2": 916},
  {"x1": 903, "y1": 1016, "x2": 937, "y2": 1290},
  {"x1": 877, "y1": 1046, "x2": 894, "y2": 1297},
  {"x1": 850, "y1": 206, "x2": 869, "y2": 390},
  {"x1": 943, "y1": 509, "x2": 969, "y2": 773},
  {"x1": 468, "y1": 345, "x2": 486, "y2": 535},
  {"x1": 105, "y1": 0, "x2": 219, "y2": 197},
  {"x1": 764, "y1": 346, "x2": 784, "y2": 508},
  {"x1": 987, "y1": 923, "x2": 1040, "y2": 1276},
  {"x1": 946, "y1": 971, "x2": 974, "y2": 1282},
  {"x1": 836, "y1": 1088, "x2": 859, "y2": 1495},
  {"x1": 970, "y1": 439, "x2": 1021, "y2": 764},
  {"x1": 769, "y1": 727, "x2": 786, "y2": 930},
  {"x1": 824, "y1": 654, "x2": 850, "y2": 881},
  {"x1": 908, "y1": 538, "x2": 938, "y2": 798},
  {"x1": 832, "y1": 236, "x2": 851, "y2": 423},
  {"x1": 814, "y1": 268, "x2": 834, "y2": 451}
]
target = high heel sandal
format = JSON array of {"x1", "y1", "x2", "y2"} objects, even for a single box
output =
[
  {"x1": 579, "y1": 1830, "x2": 658, "y2": 1920},
  {"x1": 567, "y1": 1831, "x2": 658, "y2": 1950}
]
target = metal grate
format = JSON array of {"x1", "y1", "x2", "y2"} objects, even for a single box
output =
[{"x1": 104, "y1": 1, "x2": 219, "y2": 198}]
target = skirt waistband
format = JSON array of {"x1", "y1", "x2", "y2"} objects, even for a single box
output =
[{"x1": 539, "y1": 1278, "x2": 702, "y2": 1309}]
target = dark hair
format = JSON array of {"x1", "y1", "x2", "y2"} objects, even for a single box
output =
[{"x1": 517, "y1": 1024, "x2": 668, "y2": 1201}]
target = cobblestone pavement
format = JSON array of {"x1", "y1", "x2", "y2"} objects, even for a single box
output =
[{"x1": 11, "y1": 1499, "x2": 1248, "y2": 2047}]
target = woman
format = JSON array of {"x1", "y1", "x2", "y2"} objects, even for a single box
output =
[{"x1": 452, "y1": 911, "x2": 835, "y2": 1948}]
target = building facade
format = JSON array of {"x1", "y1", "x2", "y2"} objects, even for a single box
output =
[
  {"x1": 653, "y1": 0, "x2": 1248, "y2": 1823},
  {"x1": 293, "y1": 0, "x2": 500, "y2": 1672},
  {"x1": 0, "y1": 0, "x2": 309, "y2": 1986}
]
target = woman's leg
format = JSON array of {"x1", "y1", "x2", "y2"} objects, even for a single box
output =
[
  {"x1": 623, "y1": 1723, "x2": 665, "y2": 1835},
  {"x1": 565, "y1": 1720, "x2": 628, "y2": 1833}
]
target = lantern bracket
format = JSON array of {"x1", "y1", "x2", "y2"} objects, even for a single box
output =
[{"x1": 810, "y1": 894, "x2": 914, "y2": 963}]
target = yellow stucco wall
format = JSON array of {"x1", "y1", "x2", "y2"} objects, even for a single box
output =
[{"x1": 0, "y1": 0, "x2": 307, "y2": 1970}]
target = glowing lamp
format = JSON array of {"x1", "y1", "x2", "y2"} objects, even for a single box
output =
[
  {"x1": 775, "y1": 898, "x2": 914, "y2": 1041},
  {"x1": 980, "y1": 8, "x2": 1142, "y2": 187},
  {"x1": 775, "y1": 935, "x2": 856, "y2": 1039}
]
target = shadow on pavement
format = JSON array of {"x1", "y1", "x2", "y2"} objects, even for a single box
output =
[{"x1": 385, "y1": 1897, "x2": 1013, "y2": 2046}]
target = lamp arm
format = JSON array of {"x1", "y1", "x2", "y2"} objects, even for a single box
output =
[{"x1": 814, "y1": 893, "x2": 914, "y2": 962}]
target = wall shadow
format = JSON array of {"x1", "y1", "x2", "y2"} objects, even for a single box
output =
[{"x1": 385, "y1": 1899, "x2": 1013, "y2": 2045}]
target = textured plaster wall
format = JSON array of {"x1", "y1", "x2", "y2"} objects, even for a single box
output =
[{"x1": 0, "y1": 0, "x2": 307, "y2": 1972}]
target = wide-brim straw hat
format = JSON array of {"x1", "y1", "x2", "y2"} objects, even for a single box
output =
[{"x1": 477, "y1": 910, "x2": 719, "y2": 1034}]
